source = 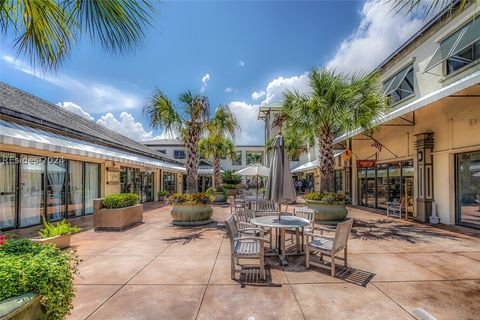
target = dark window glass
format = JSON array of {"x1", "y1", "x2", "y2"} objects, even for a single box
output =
[
  {"x1": 85, "y1": 163, "x2": 99, "y2": 215},
  {"x1": 446, "y1": 39, "x2": 479, "y2": 75},
  {"x1": 0, "y1": 153, "x2": 17, "y2": 229},
  {"x1": 174, "y1": 150, "x2": 186, "y2": 159},
  {"x1": 46, "y1": 160, "x2": 67, "y2": 221},
  {"x1": 232, "y1": 151, "x2": 242, "y2": 165},
  {"x1": 456, "y1": 151, "x2": 480, "y2": 228}
]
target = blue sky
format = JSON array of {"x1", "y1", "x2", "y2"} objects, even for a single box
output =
[{"x1": 0, "y1": 1, "x2": 426, "y2": 144}]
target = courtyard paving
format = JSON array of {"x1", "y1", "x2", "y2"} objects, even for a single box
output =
[{"x1": 68, "y1": 203, "x2": 480, "y2": 320}]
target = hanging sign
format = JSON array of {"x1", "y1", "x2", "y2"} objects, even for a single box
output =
[
  {"x1": 356, "y1": 160, "x2": 376, "y2": 168},
  {"x1": 342, "y1": 148, "x2": 352, "y2": 161}
]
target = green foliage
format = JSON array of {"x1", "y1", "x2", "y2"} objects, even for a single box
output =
[
  {"x1": 259, "y1": 187, "x2": 267, "y2": 195},
  {"x1": 102, "y1": 193, "x2": 140, "y2": 209},
  {"x1": 157, "y1": 191, "x2": 169, "y2": 197},
  {"x1": 221, "y1": 170, "x2": 242, "y2": 184},
  {"x1": 205, "y1": 186, "x2": 227, "y2": 196},
  {"x1": 39, "y1": 219, "x2": 81, "y2": 239},
  {"x1": 304, "y1": 192, "x2": 350, "y2": 204},
  {"x1": 168, "y1": 193, "x2": 214, "y2": 204},
  {"x1": 1, "y1": 0, "x2": 156, "y2": 69},
  {"x1": 0, "y1": 239, "x2": 79, "y2": 320}
]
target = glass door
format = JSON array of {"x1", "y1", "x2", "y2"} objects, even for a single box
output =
[
  {"x1": 366, "y1": 167, "x2": 376, "y2": 207},
  {"x1": 0, "y1": 153, "x2": 17, "y2": 229},
  {"x1": 402, "y1": 161, "x2": 414, "y2": 214},
  {"x1": 358, "y1": 169, "x2": 367, "y2": 206},
  {"x1": 46, "y1": 161, "x2": 67, "y2": 221},
  {"x1": 456, "y1": 151, "x2": 480, "y2": 228},
  {"x1": 85, "y1": 163, "x2": 99, "y2": 214},
  {"x1": 68, "y1": 160, "x2": 84, "y2": 217},
  {"x1": 163, "y1": 172, "x2": 177, "y2": 193},
  {"x1": 19, "y1": 155, "x2": 45, "y2": 227},
  {"x1": 376, "y1": 164, "x2": 388, "y2": 209},
  {"x1": 388, "y1": 163, "x2": 402, "y2": 203}
]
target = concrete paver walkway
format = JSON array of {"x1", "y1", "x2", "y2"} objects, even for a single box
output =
[{"x1": 68, "y1": 204, "x2": 480, "y2": 320}]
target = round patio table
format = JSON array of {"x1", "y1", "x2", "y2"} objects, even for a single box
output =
[{"x1": 251, "y1": 215, "x2": 309, "y2": 266}]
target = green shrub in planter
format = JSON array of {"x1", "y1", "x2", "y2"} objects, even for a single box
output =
[
  {"x1": 157, "y1": 191, "x2": 169, "y2": 197},
  {"x1": 304, "y1": 192, "x2": 350, "y2": 204},
  {"x1": 0, "y1": 239, "x2": 79, "y2": 320},
  {"x1": 221, "y1": 170, "x2": 242, "y2": 184},
  {"x1": 102, "y1": 193, "x2": 140, "y2": 209},
  {"x1": 39, "y1": 219, "x2": 81, "y2": 238},
  {"x1": 205, "y1": 186, "x2": 227, "y2": 196},
  {"x1": 221, "y1": 183, "x2": 238, "y2": 190}
]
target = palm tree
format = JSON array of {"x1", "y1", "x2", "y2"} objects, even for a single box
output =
[
  {"x1": 280, "y1": 68, "x2": 388, "y2": 193},
  {"x1": 145, "y1": 89, "x2": 210, "y2": 193},
  {"x1": 390, "y1": 0, "x2": 472, "y2": 17},
  {"x1": 199, "y1": 136, "x2": 236, "y2": 188},
  {"x1": 1, "y1": 0, "x2": 155, "y2": 69},
  {"x1": 199, "y1": 105, "x2": 239, "y2": 187}
]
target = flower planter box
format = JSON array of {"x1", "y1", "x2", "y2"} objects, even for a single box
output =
[
  {"x1": 171, "y1": 203, "x2": 213, "y2": 226},
  {"x1": 305, "y1": 199, "x2": 348, "y2": 224},
  {"x1": 31, "y1": 234, "x2": 71, "y2": 249},
  {"x1": 0, "y1": 292, "x2": 46, "y2": 320},
  {"x1": 93, "y1": 199, "x2": 143, "y2": 230},
  {"x1": 212, "y1": 192, "x2": 227, "y2": 203}
]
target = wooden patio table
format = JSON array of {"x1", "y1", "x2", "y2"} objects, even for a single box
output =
[{"x1": 251, "y1": 215, "x2": 310, "y2": 266}]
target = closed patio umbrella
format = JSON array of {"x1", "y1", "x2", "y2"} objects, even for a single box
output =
[
  {"x1": 236, "y1": 164, "x2": 270, "y2": 196},
  {"x1": 266, "y1": 133, "x2": 296, "y2": 213}
]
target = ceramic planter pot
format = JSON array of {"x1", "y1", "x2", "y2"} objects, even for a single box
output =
[
  {"x1": 93, "y1": 200, "x2": 143, "y2": 230},
  {"x1": 305, "y1": 199, "x2": 348, "y2": 224},
  {"x1": 171, "y1": 203, "x2": 213, "y2": 226},
  {"x1": 0, "y1": 292, "x2": 45, "y2": 320},
  {"x1": 212, "y1": 192, "x2": 227, "y2": 203},
  {"x1": 31, "y1": 234, "x2": 71, "y2": 249}
]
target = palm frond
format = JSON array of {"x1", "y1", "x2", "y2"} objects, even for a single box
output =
[
  {"x1": 144, "y1": 88, "x2": 182, "y2": 133},
  {"x1": 210, "y1": 104, "x2": 240, "y2": 139}
]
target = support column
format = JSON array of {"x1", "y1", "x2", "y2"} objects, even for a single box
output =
[{"x1": 415, "y1": 132, "x2": 434, "y2": 222}]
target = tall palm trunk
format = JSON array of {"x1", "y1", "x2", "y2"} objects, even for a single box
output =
[
  {"x1": 319, "y1": 128, "x2": 335, "y2": 193},
  {"x1": 213, "y1": 155, "x2": 221, "y2": 188},
  {"x1": 185, "y1": 127, "x2": 199, "y2": 193}
]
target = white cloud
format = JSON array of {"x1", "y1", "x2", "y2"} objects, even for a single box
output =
[
  {"x1": 96, "y1": 112, "x2": 153, "y2": 141},
  {"x1": 2, "y1": 54, "x2": 143, "y2": 113},
  {"x1": 251, "y1": 90, "x2": 266, "y2": 101},
  {"x1": 238, "y1": 60, "x2": 245, "y2": 67},
  {"x1": 56, "y1": 102, "x2": 94, "y2": 121},
  {"x1": 326, "y1": 0, "x2": 425, "y2": 73},
  {"x1": 261, "y1": 74, "x2": 310, "y2": 105},
  {"x1": 228, "y1": 101, "x2": 262, "y2": 145},
  {"x1": 200, "y1": 73, "x2": 210, "y2": 92},
  {"x1": 225, "y1": 87, "x2": 239, "y2": 93}
]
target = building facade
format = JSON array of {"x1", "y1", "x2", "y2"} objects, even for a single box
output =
[
  {"x1": 260, "y1": 4, "x2": 480, "y2": 228},
  {"x1": 0, "y1": 83, "x2": 185, "y2": 231},
  {"x1": 142, "y1": 139, "x2": 265, "y2": 190}
]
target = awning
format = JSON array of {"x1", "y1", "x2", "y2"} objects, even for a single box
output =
[
  {"x1": 0, "y1": 119, "x2": 186, "y2": 173},
  {"x1": 291, "y1": 151, "x2": 343, "y2": 174},
  {"x1": 334, "y1": 69, "x2": 480, "y2": 145},
  {"x1": 424, "y1": 16, "x2": 480, "y2": 73}
]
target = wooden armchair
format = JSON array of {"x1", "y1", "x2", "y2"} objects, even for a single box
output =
[
  {"x1": 386, "y1": 198, "x2": 404, "y2": 218},
  {"x1": 305, "y1": 219, "x2": 354, "y2": 277},
  {"x1": 225, "y1": 215, "x2": 269, "y2": 280},
  {"x1": 253, "y1": 200, "x2": 278, "y2": 216},
  {"x1": 235, "y1": 209, "x2": 272, "y2": 246},
  {"x1": 285, "y1": 207, "x2": 315, "y2": 252}
]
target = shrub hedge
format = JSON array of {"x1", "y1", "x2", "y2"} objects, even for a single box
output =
[
  {"x1": 0, "y1": 239, "x2": 78, "y2": 320},
  {"x1": 102, "y1": 193, "x2": 140, "y2": 209}
]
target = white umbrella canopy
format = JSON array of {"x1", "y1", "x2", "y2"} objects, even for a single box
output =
[{"x1": 235, "y1": 164, "x2": 270, "y2": 177}]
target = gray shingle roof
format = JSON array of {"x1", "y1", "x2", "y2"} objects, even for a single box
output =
[{"x1": 0, "y1": 81, "x2": 182, "y2": 164}]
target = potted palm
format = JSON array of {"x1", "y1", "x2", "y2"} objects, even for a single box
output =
[
  {"x1": 206, "y1": 186, "x2": 227, "y2": 203},
  {"x1": 31, "y1": 219, "x2": 81, "y2": 249},
  {"x1": 169, "y1": 193, "x2": 214, "y2": 226},
  {"x1": 221, "y1": 170, "x2": 243, "y2": 196},
  {"x1": 280, "y1": 68, "x2": 387, "y2": 221}
]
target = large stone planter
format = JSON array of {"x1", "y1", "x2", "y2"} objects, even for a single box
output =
[
  {"x1": 212, "y1": 192, "x2": 227, "y2": 203},
  {"x1": 93, "y1": 199, "x2": 143, "y2": 230},
  {"x1": 305, "y1": 200, "x2": 348, "y2": 224},
  {"x1": 31, "y1": 234, "x2": 71, "y2": 249},
  {"x1": 0, "y1": 292, "x2": 45, "y2": 320},
  {"x1": 225, "y1": 188, "x2": 237, "y2": 197},
  {"x1": 171, "y1": 203, "x2": 213, "y2": 226}
]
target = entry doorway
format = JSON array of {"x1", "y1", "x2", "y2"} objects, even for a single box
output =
[{"x1": 456, "y1": 151, "x2": 480, "y2": 229}]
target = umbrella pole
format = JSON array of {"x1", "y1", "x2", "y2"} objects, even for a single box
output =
[{"x1": 256, "y1": 175, "x2": 259, "y2": 198}]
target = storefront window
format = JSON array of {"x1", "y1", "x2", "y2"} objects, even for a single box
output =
[
  {"x1": 163, "y1": 172, "x2": 177, "y2": 193},
  {"x1": 376, "y1": 164, "x2": 388, "y2": 209},
  {"x1": 68, "y1": 161, "x2": 84, "y2": 217},
  {"x1": 85, "y1": 163, "x2": 100, "y2": 215},
  {"x1": 19, "y1": 155, "x2": 45, "y2": 227},
  {"x1": 246, "y1": 152, "x2": 263, "y2": 165},
  {"x1": 456, "y1": 151, "x2": 480, "y2": 228},
  {"x1": 46, "y1": 161, "x2": 67, "y2": 221},
  {"x1": 0, "y1": 153, "x2": 16, "y2": 229},
  {"x1": 334, "y1": 170, "x2": 343, "y2": 192},
  {"x1": 388, "y1": 162, "x2": 402, "y2": 203}
]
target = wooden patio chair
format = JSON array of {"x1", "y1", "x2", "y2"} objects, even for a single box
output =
[
  {"x1": 285, "y1": 207, "x2": 315, "y2": 252},
  {"x1": 231, "y1": 198, "x2": 245, "y2": 214},
  {"x1": 386, "y1": 198, "x2": 404, "y2": 218},
  {"x1": 235, "y1": 209, "x2": 273, "y2": 247},
  {"x1": 305, "y1": 219, "x2": 354, "y2": 277},
  {"x1": 253, "y1": 199, "x2": 278, "y2": 216},
  {"x1": 225, "y1": 215, "x2": 269, "y2": 280}
]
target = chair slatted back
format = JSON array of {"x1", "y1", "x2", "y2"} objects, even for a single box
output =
[
  {"x1": 234, "y1": 209, "x2": 255, "y2": 225},
  {"x1": 254, "y1": 200, "x2": 278, "y2": 213},
  {"x1": 333, "y1": 219, "x2": 354, "y2": 253},
  {"x1": 225, "y1": 215, "x2": 240, "y2": 248},
  {"x1": 293, "y1": 207, "x2": 315, "y2": 229}
]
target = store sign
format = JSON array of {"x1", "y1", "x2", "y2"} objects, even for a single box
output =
[
  {"x1": 356, "y1": 160, "x2": 376, "y2": 168},
  {"x1": 106, "y1": 168, "x2": 120, "y2": 185}
]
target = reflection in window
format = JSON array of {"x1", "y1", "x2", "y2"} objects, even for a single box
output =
[
  {"x1": 447, "y1": 40, "x2": 480, "y2": 75},
  {"x1": 46, "y1": 161, "x2": 67, "y2": 221},
  {"x1": 20, "y1": 155, "x2": 44, "y2": 227},
  {"x1": 0, "y1": 153, "x2": 16, "y2": 229},
  {"x1": 456, "y1": 151, "x2": 480, "y2": 228},
  {"x1": 246, "y1": 151, "x2": 263, "y2": 165},
  {"x1": 384, "y1": 65, "x2": 414, "y2": 104},
  {"x1": 68, "y1": 160, "x2": 84, "y2": 217}
]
